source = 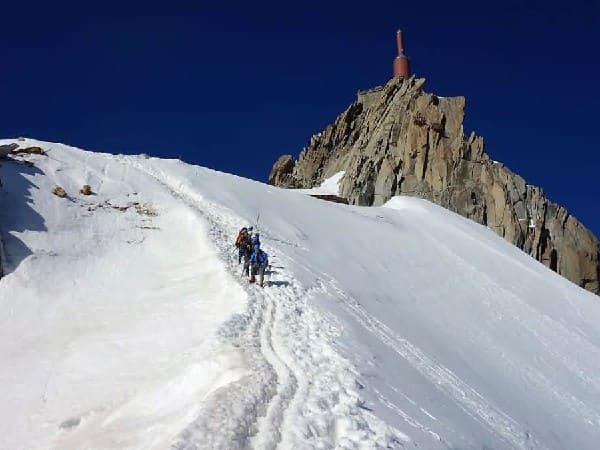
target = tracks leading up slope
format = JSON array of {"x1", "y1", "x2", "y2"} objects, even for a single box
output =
[{"x1": 131, "y1": 161, "x2": 404, "y2": 449}]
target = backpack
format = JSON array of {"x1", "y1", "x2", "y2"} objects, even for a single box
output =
[
  {"x1": 241, "y1": 234, "x2": 252, "y2": 251},
  {"x1": 251, "y1": 250, "x2": 268, "y2": 266},
  {"x1": 235, "y1": 228, "x2": 247, "y2": 247}
]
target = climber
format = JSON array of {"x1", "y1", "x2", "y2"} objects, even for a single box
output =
[
  {"x1": 234, "y1": 227, "x2": 252, "y2": 264},
  {"x1": 249, "y1": 245, "x2": 269, "y2": 287},
  {"x1": 240, "y1": 232, "x2": 253, "y2": 277},
  {"x1": 251, "y1": 231, "x2": 261, "y2": 249}
]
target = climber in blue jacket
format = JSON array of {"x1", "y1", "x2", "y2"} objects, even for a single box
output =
[
  {"x1": 249, "y1": 244, "x2": 269, "y2": 287},
  {"x1": 251, "y1": 231, "x2": 261, "y2": 249}
]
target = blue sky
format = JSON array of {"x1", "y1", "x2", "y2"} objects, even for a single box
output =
[{"x1": 1, "y1": 1, "x2": 598, "y2": 236}]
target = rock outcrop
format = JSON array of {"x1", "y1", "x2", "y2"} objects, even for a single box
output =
[
  {"x1": 0, "y1": 143, "x2": 18, "y2": 158},
  {"x1": 14, "y1": 146, "x2": 45, "y2": 155},
  {"x1": 52, "y1": 186, "x2": 67, "y2": 198},
  {"x1": 269, "y1": 77, "x2": 600, "y2": 294},
  {"x1": 268, "y1": 155, "x2": 297, "y2": 187}
]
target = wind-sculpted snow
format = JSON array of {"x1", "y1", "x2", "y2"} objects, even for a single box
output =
[{"x1": 1, "y1": 139, "x2": 600, "y2": 449}]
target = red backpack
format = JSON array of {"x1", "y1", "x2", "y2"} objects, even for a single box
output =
[{"x1": 235, "y1": 228, "x2": 247, "y2": 247}]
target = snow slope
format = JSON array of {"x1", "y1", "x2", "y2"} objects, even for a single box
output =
[
  {"x1": 291, "y1": 171, "x2": 345, "y2": 196},
  {"x1": 1, "y1": 139, "x2": 600, "y2": 450}
]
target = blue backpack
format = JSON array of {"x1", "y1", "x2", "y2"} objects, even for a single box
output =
[{"x1": 251, "y1": 250, "x2": 268, "y2": 267}]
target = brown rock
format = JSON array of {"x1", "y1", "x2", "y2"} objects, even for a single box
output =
[
  {"x1": 14, "y1": 146, "x2": 46, "y2": 155},
  {"x1": 52, "y1": 186, "x2": 67, "y2": 198},
  {"x1": 268, "y1": 155, "x2": 297, "y2": 187},
  {"x1": 269, "y1": 77, "x2": 600, "y2": 294},
  {"x1": 80, "y1": 184, "x2": 92, "y2": 195}
]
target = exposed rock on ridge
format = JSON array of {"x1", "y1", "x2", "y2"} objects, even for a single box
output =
[{"x1": 269, "y1": 77, "x2": 600, "y2": 294}]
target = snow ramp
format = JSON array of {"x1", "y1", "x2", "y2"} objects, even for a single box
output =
[{"x1": 1, "y1": 139, "x2": 600, "y2": 450}]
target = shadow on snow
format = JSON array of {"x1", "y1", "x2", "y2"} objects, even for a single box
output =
[{"x1": 0, "y1": 159, "x2": 47, "y2": 276}]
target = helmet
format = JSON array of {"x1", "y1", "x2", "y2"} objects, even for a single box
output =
[{"x1": 248, "y1": 226, "x2": 253, "y2": 231}]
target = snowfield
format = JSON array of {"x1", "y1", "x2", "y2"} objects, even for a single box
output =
[{"x1": 1, "y1": 139, "x2": 600, "y2": 450}]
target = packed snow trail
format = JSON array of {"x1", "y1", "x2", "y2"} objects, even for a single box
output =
[
  {"x1": 131, "y1": 160, "x2": 403, "y2": 449},
  {"x1": 2, "y1": 139, "x2": 600, "y2": 450}
]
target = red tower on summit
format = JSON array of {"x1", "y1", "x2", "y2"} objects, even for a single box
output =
[{"x1": 393, "y1": 30, "x2": 411, "y2": 79}]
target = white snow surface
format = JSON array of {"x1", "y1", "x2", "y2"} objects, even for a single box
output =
[
  {"x1": 291, "y1": 171, "x2": 345, "y2": 196},
  {"x1": 1, "y1": 139, "x2": 600, "y2": 450}
]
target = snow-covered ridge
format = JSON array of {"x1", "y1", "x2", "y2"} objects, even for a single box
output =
[{"x1": 1, "y1": 138, "x2": 600, "y2": 450}]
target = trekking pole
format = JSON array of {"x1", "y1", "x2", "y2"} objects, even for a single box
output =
[{"x1": 255, "y1": 212, "x2": 260, "y2": 233}]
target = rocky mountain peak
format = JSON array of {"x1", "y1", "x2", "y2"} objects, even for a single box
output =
[{"x1": 268, "y1": 76, "x2": 600, "y2": 294}]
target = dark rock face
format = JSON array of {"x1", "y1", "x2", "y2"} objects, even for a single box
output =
[{"x1": 269, "y1": 77, "x2": 600, "y2": 294}]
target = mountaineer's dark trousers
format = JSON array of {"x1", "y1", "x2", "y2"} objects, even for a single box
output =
[
  {"x1": 241, "y1": 254, "x2": 250, "y2": 277},
  {"x1": 250, "y1": 265, "x2": 266, "y2": 286}
]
